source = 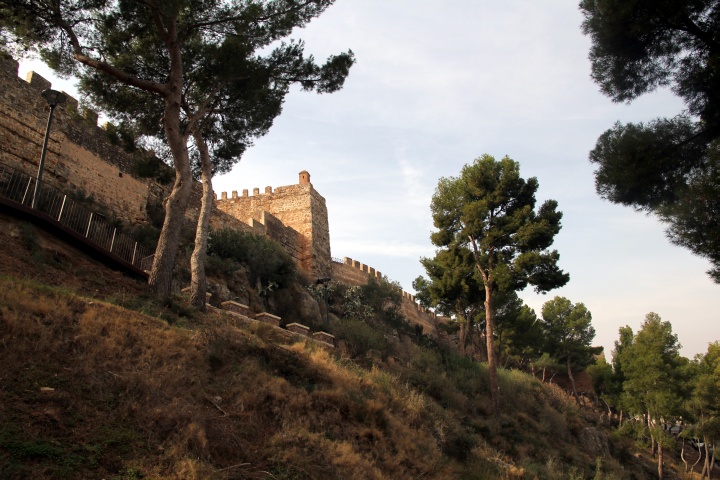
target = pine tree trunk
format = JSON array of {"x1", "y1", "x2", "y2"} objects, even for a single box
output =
[
  {"x1": 703, "y1": 437, "x2": 711, "y2": 480},
  {"x1": 147, "y1": 35, "x2": 192, "y2": 300},
  {"x1": 566, "y1": 357, "x2": 581, "y2": 406},
  {"x1": 148, "y1": 92, "x2": 192, "y2": 300},
  {"x1": 484, "y1": 283, "x2": 500, "y2": 414},
  {"x1": 692, "y1": 439, "x2": 703, "y2": 474},
  {"x1": 458, "y1": 322, "x2": 468, "y2": 357},
  {"x1": 651, "y1": 433, "x2": 657, "y2": 459},
  {"x1": 189, "y1": 130, "x2": 213, "y2": 310}
]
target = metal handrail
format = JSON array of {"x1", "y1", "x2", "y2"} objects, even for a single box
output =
[{"x1": 0, "y1": 161, "x2": 154, "y2": 271}]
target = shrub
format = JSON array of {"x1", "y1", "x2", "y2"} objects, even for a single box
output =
[
  {"x1": 103, "y1": 121, "x2": 138, "y2": 153},
  {"x1": 207, "y1": 228, "x2": 296, "y2": 287},
  {"x1": 359, "y1": 276, "x2": 402, "y2": 313},
  {"x1": 315, "y1": 278, "x2": 414, "y2": 337},
  {"x1": 131, "y1": 155, "x2": 174, "y2": 184},
  {"x1": 332, "y1": 318, "x2": 388, "y2": 358},
  {"x1": 126, "y1": 223, "x2": 160, "y2": 251}
]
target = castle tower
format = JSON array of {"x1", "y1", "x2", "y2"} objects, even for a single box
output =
[
  {"x1": 215, "y1": 171, "x2": 332, "y2": 277},
  {"x1": 299, "y1": 170, "x2": 311, "y2": 185}
]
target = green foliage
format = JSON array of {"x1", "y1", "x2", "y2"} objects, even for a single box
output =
[
  {"x1": 686, "y1": 341, "x2": 720, "y2": 457},
  {"x1": 206, "y1": 227, "x2": 296, "y2": 287},
  {"x1": 308, "y1": 276, "x2": 413, "y2": 359},
  {"x1": 616, "y1": 313, "x2": 685, "y2": 421},
  {"x1": 534, "y1": 352, "x2": 563, "y2": 381},
  {"x1": 144, "y1": 198, "x2": 165, "y2": 230},
  {"x1": 103, "y1": 121, "x2": 138, "y2": 153},
  {"x1": 307, "y1": 276, "x2": 407, "y2": 331},
  {"x1": 494, "y1": 292, "x2": 542, "y2": 368},
  {"x1": 105, "y1": 292, "x2": 196, "y2": 324},
  {"x1": 358, "y1": 276, "x2": 402, "y2": 313},
  {"x1": 580, "y1": 0, "x2": 720, "y2": 281},
  {"x1": 126, "y1": 224, "x2": 161, "y2": 251},
  {"x1": 332, "y1": 318, "x2": 388, "y2": 358},
  {"x1": 660, "y1": 146, "x2": 720, "y2": 281},
  {"x1": 0, "y1": 0, "x2": 355, "y2": 298},
  {"x1": 540, "y1": 296, "x2": 600, "y2": 372},
  {"x1": 414, "y1": 245, "x2": 484, "y2": 320},
  {"x1": 427, "y1": 154, "x2": 568, "y2": 410},
  {"x1": 111, "y1": 468, "x2": 144, "y2": 480},
  {"x1": 429, "y1": 154, "x2": 569, "y2": 294},
  {"x1": 130, "y1": 155, "x2": 174, "y2": 184},
  {"x1": 17, "y1": 222, "x2": 40, "y2": 253},
  {"x1": 307, "y1": 281, "x2": 371, "y2": 320},
  {"x1": 0, "y1": 427, "x2": 63, "y2": 459},
  {"x1": 586, "y1": 357, "x2": 613, "y2": 397},
  {"x1": 0, "y1": 0, "x2": 356, "y2": 169},
  {"x1": 580, "y1": 0, "x2": 720, "y2": 114}
]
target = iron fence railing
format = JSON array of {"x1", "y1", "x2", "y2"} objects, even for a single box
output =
[{"x1": 0, "y1": 161, "x2": 154, "y2": 271}]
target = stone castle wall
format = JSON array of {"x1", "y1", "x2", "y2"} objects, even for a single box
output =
[
  {"x1": 331, "y1": 257, "x2": 450, "y2": 336},
  {"x1": 0, "y1": 55, "x2": 444, "y2": 339},
  {"x1": 0, "y1": 54, "x2": 160, "y2": 223},
  {"x1": 215, "y1": 172, "x2": 331, "y2": 277},
  {"x1": 0, "y1": 53, "x2": 250, "y2": 236},
  {"x1": 253, "y1": 211, "x2": 304, "y2": 263}
]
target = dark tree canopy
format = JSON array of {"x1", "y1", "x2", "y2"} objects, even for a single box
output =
[
  {"x1": 580, "y1": 0, "x2": 720, "y2": 121},
  {"x1": 414, "y1": 246, "x2": 484, "y2": 323},
  {"x1": 580, "y1": 0, "x2": 720, "y2": 281}
]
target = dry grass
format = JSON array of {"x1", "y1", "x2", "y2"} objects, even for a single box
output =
[
  {"x1": 0, "y1": 236, "x2": 660, "y2": 480},
  {"x1": 1, "y1": 276, "x2": 451, "y2": 479}
]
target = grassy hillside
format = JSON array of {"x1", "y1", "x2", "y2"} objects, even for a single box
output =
[{"x1": 0, "y1": 215, "x2": 681, "y2": 479}]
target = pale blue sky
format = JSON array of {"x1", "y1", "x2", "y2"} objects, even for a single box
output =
[{"x1": 20, "y1": 1, "x2": 719, "y2": 359}]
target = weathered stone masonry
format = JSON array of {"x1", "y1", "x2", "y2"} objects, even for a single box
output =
[
  {"x1": 0, "y1": 53, "x2": 248, "y2": 234},
  {"x1": 215, "y1": 171, "x2": 332, "y2": 278},
  {"x1": 0, "y1": 54, "x2": 156, "y2": 224},
  {"x1": 0, "y1": 53, "x2": 446, "y2": 338}
]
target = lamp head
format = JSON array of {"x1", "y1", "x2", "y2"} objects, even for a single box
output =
[{"x1": 41, "y1": 89, "x2": 67, "y2": 107}]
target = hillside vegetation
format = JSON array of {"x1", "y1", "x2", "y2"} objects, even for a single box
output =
[{"x1": 0, "y1": 215, "x2": 685, "y2": 479}]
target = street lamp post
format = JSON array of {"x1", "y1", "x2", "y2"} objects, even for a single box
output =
[{"x1": 32, "y1": 88, "x2": 67, "y2": 209}]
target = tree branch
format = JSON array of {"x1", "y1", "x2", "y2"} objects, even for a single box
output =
[
  {"x1": 678, "y1": 16, "x2": 720, "y2": 54},
  {"x1": 188, "y1": 0, "x2": 320, "y2": 31},
  {"x1": 50, "y1": 2, "x2": 167, "y2": 95}
]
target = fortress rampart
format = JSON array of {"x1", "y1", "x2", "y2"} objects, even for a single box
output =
[
  {"x1": 0, "y1": 53, "x2": 249, "y2": 235},
  {"x1": 0, "y1": 53, "x2": 446, "y2": 338},
  {"x1": 215, "y1": 171, "x2": 331, "y2": 277},
  {"x1": 0, "y1": 54, "x2": 160, "y2": 223},
  {"x1": 332, "y1": 256, "x2": 451, "y2": 336}
]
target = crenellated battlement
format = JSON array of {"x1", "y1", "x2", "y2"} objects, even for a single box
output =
[
  {"x1": 215, "y1": 171, "x2": 331, "y2": 277},
  {"x1": 1, "y1": 55, "x2": 105, "y2": 131},
  {"x1": 0, "y1": 53, "x2": 446, "y2": 339},
  {"x1": 215, "y1": 183, "x2": 311, "y2": 201},
  {"x1": 331, "y1": 256, "x2": 451, "y2": 336}
]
